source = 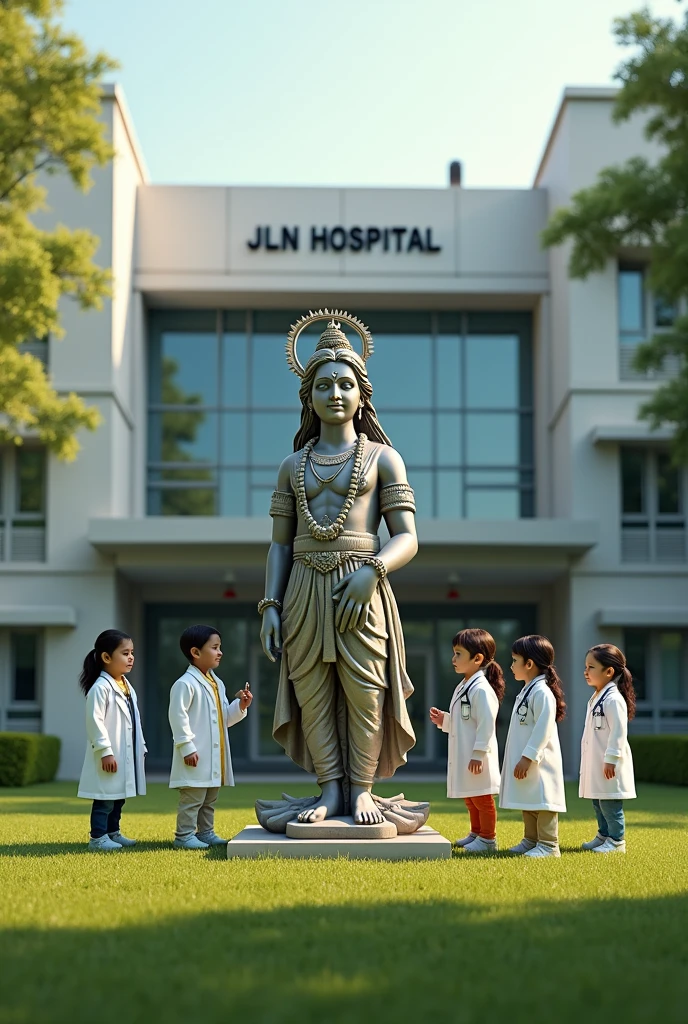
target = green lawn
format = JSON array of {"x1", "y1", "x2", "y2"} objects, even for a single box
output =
[{"x1": 0, "y1": 781, "x2": 686, "y2": 1024}]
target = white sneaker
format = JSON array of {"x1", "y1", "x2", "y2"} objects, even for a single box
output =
[
  {"x1": 592, "y1": 837, "x2": 626, "y2": 854},
  {"x1": 462, "y1": 836, "x2": 498, "y2": 854},
  {"x1": 173, "y1": 835, "x2": 209, "y2": 850},
  {"x1": 523, "y1": 842, "x2": 561, "y2": 858},
  {"x1": 509, "y1": 838, "x2": 536, "y2": 855},
  {"x1": 453, "y1": 832, "x2": 478, "y2": 848},
  {"x1": 196, "y1": 830, "x2": 228, "y2": 847},
  {"x1": 88, "y1": 834, "x2": 123, "y2": 852},
  {"x1": 109, "y1": 831, "x2": 136, "y2": 847},
  {"x1": 581, "y1": 833, "x2": 606, "y2": 851}
]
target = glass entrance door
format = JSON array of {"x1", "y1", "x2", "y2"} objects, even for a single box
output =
[{"x1": 144, "y1": 602, "x2": 537, "y2": 772}]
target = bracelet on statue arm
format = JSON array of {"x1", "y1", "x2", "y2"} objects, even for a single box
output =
[
  {"x1": 257, "y1": 598, "x2": 283, "y2": 616},
  {"x1": 362, "y1": 557, "x2": 387, "y2": 582}
]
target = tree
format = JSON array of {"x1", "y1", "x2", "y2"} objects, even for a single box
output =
[
  {"x1": 0, "y1": 0, "x2": 117, "y2": 460},
  {"x1": 541, "y1": 4, "x2": 688, "y2": 462}
]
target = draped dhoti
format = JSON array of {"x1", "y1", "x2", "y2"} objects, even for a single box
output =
[{"x1": 272, "y1": 532, "x2": 416, "y2": 786}]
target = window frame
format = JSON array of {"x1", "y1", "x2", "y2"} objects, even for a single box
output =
[
  {"x1": 620, "y1": 447, "x2": 687, "y2": 562},
  {"x1": 144, "y1": 601, "x2": 538, "y2": 771},
  {"x1": 0, "y1": 629, "x2": 43, "y2": 730},
  {"x1": 9, "y1": 629, "x2": 42, "y2": 708},
  {"x1": 146, "y1": 309, "x2": 535, "y2": 520},
  {"x1": 618, "y1": 263, "x2": 683, "y2": 380},
  {"x1": 0, "y1": 447, "x2": 47, "y2": 562},
  {"x1": 623, "y1": 627, "x2": 688, "y2": 733}
]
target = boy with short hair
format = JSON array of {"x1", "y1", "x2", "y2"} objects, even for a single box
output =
[{"x1": 169, "y1": 624, "x2": 252, "y2": 849}]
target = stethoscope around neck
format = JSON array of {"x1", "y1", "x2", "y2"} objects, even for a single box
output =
[
  {"x1": 457, "y1": 675, "x2": 481, "y2": 721},
  {"x1": 590, "y1": 680, "x2": 617, "y2": 729},
  {"x1": 515, "y1": 677, "x2": 544, "y2": 724}
]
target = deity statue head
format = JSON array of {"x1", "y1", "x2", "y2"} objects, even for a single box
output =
[{"x1": 287, "y1": 312, "x2": 392, "y2": 451}]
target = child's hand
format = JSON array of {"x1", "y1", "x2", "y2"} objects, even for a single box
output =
[
  {"x1": 468, "y1": 758, "x2": 483, "y2": 775},
  {"x1": 101, "y1": 755, "x2": 117, "y2": 773},
  {"x1": 239, "y1": 683, "x2": 253, "y2": 711},
  {"x1": 603, "y1": 762, "x2": 616, "y2": 779},
  {"x1": 513, "y1": 755, "x2": 533, "y2": 779},
  {"x1": 429, "y1": 707, "x2": 445, "y2": 726},
  {"x1": 184, "y1": 752, "x2": 199, "y2": 767}
]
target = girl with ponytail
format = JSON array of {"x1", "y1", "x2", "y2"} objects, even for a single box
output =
[
  {"x1": 429, "y1": 628, "x2": 504, "y2": 853},
  {"x1": 500, "y1": 635, "x2": 567, "y2": 858},
  {"x1": 77, "y1": 630, "x2": 147, "y2": 851},
  {"x1": 579, "y1": 644, "x2": 636, "y2": 854}
]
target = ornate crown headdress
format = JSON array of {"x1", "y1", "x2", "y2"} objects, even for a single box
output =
[{"x1": 286, "y1": 309, "x2": 373, "y2": 378}]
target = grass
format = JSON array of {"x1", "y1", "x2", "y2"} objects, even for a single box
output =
[{"x1": 0, "y1": 781, "x2": 686, "y2": 1024}]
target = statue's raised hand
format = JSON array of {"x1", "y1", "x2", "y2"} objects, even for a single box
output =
[
  {"x1": 260, "y1": 606, "x2": 282, "y2": 662},
  {"x1": 332, "y1": 565, "x2": 379, "y2": 633}
]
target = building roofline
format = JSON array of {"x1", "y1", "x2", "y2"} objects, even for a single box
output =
[
  {"x1": 101, "y1": 82, "x2": 150, "y2": 183},
  {"x1": 533, "y1": 86, "x2": 618, "y2": 188}
]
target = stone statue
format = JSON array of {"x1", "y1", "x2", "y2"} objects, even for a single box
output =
[{"x1": 255, "y1": 310, "x2": 429, "y2": 835}]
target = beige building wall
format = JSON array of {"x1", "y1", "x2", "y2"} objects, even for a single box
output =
[
  {"x1": 2, "y1": 85, "x2": 685, "y2": 779},
  {"x1": 538, "y1": 89, "x2": 688, "y2": 749},
  {"x1": 0, "y1": 87, "x2": 147, "y2": 778}
]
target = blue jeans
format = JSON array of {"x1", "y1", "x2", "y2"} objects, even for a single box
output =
[
  {"x1": 592, "y1": 799, "x2": 625, "y2": 841},
  {"x1": 90, "y1": 799, "x2": 125, "y2": 839}
]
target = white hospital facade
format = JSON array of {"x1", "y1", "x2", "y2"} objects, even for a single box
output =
[{"x1": 2, "y1": 85, "x2": 687, "y2": 779}]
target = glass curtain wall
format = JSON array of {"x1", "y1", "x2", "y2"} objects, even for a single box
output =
[
  {"x1": 147, "y1": 310, "x2": 533, "y2": 518},
  {"x1": 144, "y1": 603, "x2": 537, "y2": 771}
]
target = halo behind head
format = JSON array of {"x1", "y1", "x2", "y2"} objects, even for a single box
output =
[{"x1": 286, "y1": 309, "x2": 373, "y2": 377}]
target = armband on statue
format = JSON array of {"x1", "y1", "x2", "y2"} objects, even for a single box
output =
[
  {"x1": 269, "y1": 489, "x2": 296, "y2": 518},
  {"x1": 379, "y1": 483, "x2": 416, "y2": 515}
]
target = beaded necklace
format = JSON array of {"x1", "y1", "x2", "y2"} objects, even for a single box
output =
[
  {"x1": 296, "y1": 434, "x2": 367, "y2": 541},
  {"x1": 309, "y1": 445, "x2": 357, "y2": 466}
]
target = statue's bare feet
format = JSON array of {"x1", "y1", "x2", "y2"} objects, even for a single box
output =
[
  {"x1": 351, "y1": 784, "x2": 385, "y2": 825},
  {"x1": 297, "y1": 779, "x2": 343, "y2": 823}
]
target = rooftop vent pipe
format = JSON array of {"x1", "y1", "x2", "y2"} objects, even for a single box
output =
[{"x1": 449, "y1": 160, "x2": 462, "y2": 187}]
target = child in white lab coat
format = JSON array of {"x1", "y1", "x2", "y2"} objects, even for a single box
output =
[
  {"x1": 430, "y1": 628, "x2": 504, "y2": 853},
  {"x1": 169, "y1": 624, "x2": 253, "y2": 849},
  {"x1": 579, "y1": 644, "x2": 636, "y2": 854},
  {"x1": 500, "y1": 635, "x2": 567, "y2": 858},
  {"x1": 77, "y1": 629, "x2": 147, "y2": 852}
]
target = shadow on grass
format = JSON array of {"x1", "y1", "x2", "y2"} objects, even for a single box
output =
[
  {"x1": 0, "y1": 839, "x2": 180, "y2": 858},
  {"x1": 0, "y1": 895, "x2": 686, "y2": 1023}
]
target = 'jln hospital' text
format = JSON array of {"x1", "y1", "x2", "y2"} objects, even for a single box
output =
[{"x1": 247, "y1": 225, "x2": 442, "y2": 253}]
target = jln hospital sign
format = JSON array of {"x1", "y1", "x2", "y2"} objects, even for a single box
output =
[{"x1": 247, "y1": 225, "x2": 442, "y2": 253}]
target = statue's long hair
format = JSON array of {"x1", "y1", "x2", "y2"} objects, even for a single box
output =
[{"x1": 293, "y1": 347, "x2": 392, "y2": 452}]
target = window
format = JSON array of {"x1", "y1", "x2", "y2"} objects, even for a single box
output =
[
  {"x1": 618, "y1": 265, "x2": 681, "y2": 380},
  {"x1": 0, "y1": 449, "x2": 46, "y2": 561},
  {"x1": 11, "y1": 632, "x2": 39, "y2": 702},
  {"x1": 620, "y1": 448, "x2": 686, "y2": 562},
  {"x1": 144, "y1": 602, "x2": 536, "y2": 770},
  {"x1": 19, "y1": 336, "x2": 49, "y2": 367},
  {"x1": 624, "y1": 628, "x2": 688, "y2": 732},
  {"x1": 147, "y1": 310, "x2": 534, "y2": 518},
  {"x1": 0, "y1": 630, "x2": 42, "y2": 731}
]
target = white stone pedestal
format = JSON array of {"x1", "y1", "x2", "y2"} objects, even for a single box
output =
[{"x1": 226, "y1": 823, "x2": 451, "y2": 860}]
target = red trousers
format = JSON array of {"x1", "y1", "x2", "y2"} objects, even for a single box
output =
[{"x1": 464, "y1": 795, "x2": 497, "y2": 840}]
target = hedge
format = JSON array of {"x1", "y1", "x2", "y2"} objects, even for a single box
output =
[
  {"x1": 629, "y1": 734, "x2": 688, "y2": 787},
  {"x1": 0, "y1": 733, "x2": 61, "y2": 787}
]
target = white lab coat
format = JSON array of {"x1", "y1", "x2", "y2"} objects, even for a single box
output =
[
  {"x1": 168, "y1": 665, "x2": 246, "y2": 788},
  {"x1": 579, "y1": 682, "x2": 636, "y2": 800},
  {"x1": 439, "y1": 670, "x2": 501, "y2": 798},
  {"x1": 77, "y1": 672, "x2": 147, "y2": 800},
  {"x1": 499, "y1": 675, "x2": 566, "y2": 813}
]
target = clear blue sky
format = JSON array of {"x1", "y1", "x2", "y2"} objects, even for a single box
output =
[{"x1": 64, "y1": 0, "x2": 683, "y2": 188}]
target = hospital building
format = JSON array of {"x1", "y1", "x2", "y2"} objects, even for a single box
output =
[{"x1": 2, "y1": 85, "x2": 687, "y2": 779}]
